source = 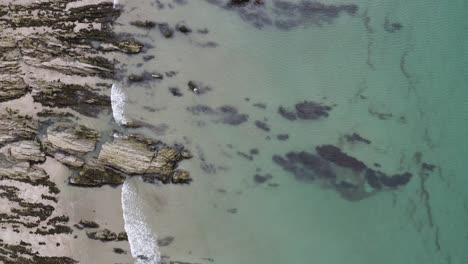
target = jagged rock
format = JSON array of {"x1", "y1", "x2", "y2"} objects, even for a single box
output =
[
  {"x1": 172, "y1": 170, "x2": 191, "y2": 184},
  {"x1": 0, "y1": 75, "x2": 30, "y2": 102},
  {"x1": 147, "y1": 147, "x2": 181, "y2": 175},
  {"x1": 45, "y1": 123, "x2": 99, "y2": 157},
  {"x1": 70, "y1": 160, "x2": 126, "y2": 187},
  {"x1": 0, "y1": 110, "x2": 37, "y2": 147},
  {"x1": 86, "y1": 229, "x2": 117, "y2": 241},
  {"x1": 8, "y1": 140, "x2": 45, "y2": 163}
]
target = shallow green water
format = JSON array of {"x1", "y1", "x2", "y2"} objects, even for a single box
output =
[{"x1": 115, "y1": 0, "x2": 468, "y2": 263}]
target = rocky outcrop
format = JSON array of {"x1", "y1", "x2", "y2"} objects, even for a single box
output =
[
  {"x1": 98, "y1": 135, "x2": 186, "y2": 177},
  {"x1": 0, "y1": 0, "x2": 137, "y2": 262}
]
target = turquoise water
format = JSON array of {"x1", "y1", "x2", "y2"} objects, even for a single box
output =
[{"x1": 114, "y1": 0, "x2": 468, "y2": 263}]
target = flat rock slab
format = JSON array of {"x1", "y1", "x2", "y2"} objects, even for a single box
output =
[
  {"x1": 45, "y1": 123, "x2": 99, "y2": 157},
  {"x1": 8, "y1": 140, "x2": 45, "y2": 163}
]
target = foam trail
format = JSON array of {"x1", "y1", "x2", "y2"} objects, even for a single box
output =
[
  {"x1": 122, "y1": 179, "x2": 161, "y2": 264},
  {"x1": 111, "y1": 83, "x2": 128, "y2": 125}
]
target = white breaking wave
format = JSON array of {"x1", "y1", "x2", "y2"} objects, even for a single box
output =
[
  {"x1": 111, "y1": 83, "x2": 128, "y2": 125},
  {"x1": 122, "y1": 179, "x2": 161, "y2": 264}
]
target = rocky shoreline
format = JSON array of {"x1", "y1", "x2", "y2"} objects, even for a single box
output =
[{"x1": 0, "y1": 0, "x2": 192, "y2": 262}]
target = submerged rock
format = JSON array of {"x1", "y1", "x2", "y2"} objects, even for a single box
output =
[
  {"x1": 344, "y1": 133, "x2": 371, "y2": 144},
  {"x1": 175, "y1": 22, "x2": 192, "y2": 34},
  {"x1": 158, "y1": 23, "x2": 175, "y2": 38},
  {"x1": 316, "y1": 145, "x2": 366, "y2": 172},
  {"x1": 295, "y1": 101, "x2": 332, "y2": 120},
  {"x1": 131, "y1": 20, "x2": 156, "y2": 28},
  {"x1": 253, "y1": 173, "x2": 272, "y2": 184},
  {"x1": 188, "y1": 80, "x2": 212, "y2": 95}
]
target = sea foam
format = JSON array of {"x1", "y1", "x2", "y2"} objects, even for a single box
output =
[
  {"x1": 122, "y1": 179, "x2": 161, "y2": 264},
  {"x1": 111, "y1": 83, "x2": 128, "y2": 125}
]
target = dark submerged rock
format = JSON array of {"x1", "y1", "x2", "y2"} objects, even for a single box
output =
[
  {"x1": 277, "y1": 134, "x2": 289, "y2": 141},
  {"x1": 295, "y1": 101, "x2": 332, "y2": 120},
  {"x1": 344, "y1": 133, "x2": 371, "y2": 144},
  {"x1": 188, "y1": 80, "x2": 212, "y2": 95},
  {"x1": 175, "y1": 22, "x2": 192, "y2": 34},
  {"x1": 157, "y1": 236, "x2": 174, "y2": 247},
  {"x1": 78, "y1": 220, "x2": 99, "y2": 229},
  {"x1": 131, "y1": 20, "x2": 156, "y2": 28},
  {"x1": 278, "y1": 106, "x2": 297, "y2": 120},
  {"x1": 158, "y1": 22, "x2": 174, "y2": 38},
  {"x1": 384, "y1": 18, "x2": 403, "y2": 33},
  {"x1": 316, "y1": 145, "x2": 366, "y2": 172},
  {"x1": 169, "y1": 87, "x2": 183, "y2": 97},
  {"x1": 254, "y1": 120, "x2": 270, "y2": 132},
  {"x1": 254, "y1": 173, "x2": 272, "y2": 184},
  {"x1": 379, "y1": 172, "x2": 412, "y2": 188}
]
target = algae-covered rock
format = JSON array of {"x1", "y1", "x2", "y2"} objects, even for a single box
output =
[
  {"x1": 117, "y1": 232, "x2": 128, "y2": 241},
  {"x1": 70, "y1": 160, "x2": 126, "y2": 187},
  {"x1": 78, "y1": 220, "x2": 99, "y2": 229},
  {"x1": 172, "y1": 170, "x2": 191, "y2": 184},
  {"x1": 86, "y1": 228, "x2": 117, "y2": 241}
]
